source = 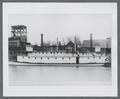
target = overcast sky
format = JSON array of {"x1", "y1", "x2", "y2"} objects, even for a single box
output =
[{"x1": 8, "y1": 14, "x2": 112, "y2": 45}]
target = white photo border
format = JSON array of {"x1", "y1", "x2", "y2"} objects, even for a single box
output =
[{"x1": 3, "y1": 3, "x2": 117, "y2": 97}]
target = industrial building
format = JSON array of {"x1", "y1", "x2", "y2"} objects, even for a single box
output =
[
  {"x1": 82, "y1": 38, "x2": 111, "y2": 53},
  {"x1": 8, "y1": 25, "x2": 111, "y2": 62},
  {"x1": 9, "y1": 25, "x2": 33, "y2": 61}
]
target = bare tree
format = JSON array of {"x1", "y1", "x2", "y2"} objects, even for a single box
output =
[
  {"x1": 44, "y1": 40, "x2": 51, "y2": 46},
  {"x1": 74, "y1": 35, "x2": 81, "y2": 52},
  {"x1": 66, "y1": 36, "x2": 73, "y2": 44},
  {"x1": 62, "y1": 38, "x2": 66, "y2": 45},
  {"x1": 74, "y1": 35, "x2": 81, "y2": 46}
]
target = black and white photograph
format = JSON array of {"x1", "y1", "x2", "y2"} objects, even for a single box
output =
[
  {"x1": 8, "y1": 14, "x2": 112, "y2": 86},
  {"x1": 3, "y1": 3, "x2": 117, "y2": 97}
]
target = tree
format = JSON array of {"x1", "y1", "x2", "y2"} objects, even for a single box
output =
[
  {"x1": 74, "y1": 35, "x2": 81, "y2": 45},
  {"x1": 66, "y1": 36, "x2": 73, "y2": 44},
  {"x1": 74, "y1": 35, "x2": 81, "y2": 52}
]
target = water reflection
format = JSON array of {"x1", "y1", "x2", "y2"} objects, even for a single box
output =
[{"x1": 9, "y1": 65, "x2": 111, "y2": 86}]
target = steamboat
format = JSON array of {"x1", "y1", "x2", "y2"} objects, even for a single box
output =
[{"x1": 9, "y1": 25, "x2": 111, "y2": 66}]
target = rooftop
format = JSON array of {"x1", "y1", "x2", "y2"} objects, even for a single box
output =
[{"x1": 11, "y1": 25, "x2": 27, "y2": 30}]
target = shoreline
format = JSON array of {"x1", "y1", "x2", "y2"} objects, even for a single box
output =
[{"x1": 9, "y1": 61, "x2": 107, "y2": 67}]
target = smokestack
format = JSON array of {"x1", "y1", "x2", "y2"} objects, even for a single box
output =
[
  {"x1": 41, "y1": 33, "x2": 43, "y2": 47},
  {"x1": 90, "y1": 33, "x2": 93, "y2": 52},
  {"x1": 56, "y1": 37, "x2": 58, "y2": 52},
  {"x1": 74, "y1": 36, "x2": 77, "y2": 52}
]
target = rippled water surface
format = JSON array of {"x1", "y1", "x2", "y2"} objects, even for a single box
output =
[{"x1": 9, "y1": 64, "x2": 111, "y2": 86}]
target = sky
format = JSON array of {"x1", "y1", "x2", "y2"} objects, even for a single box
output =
[{"x1": 8, "y1": 14, "x2": 112, "y2": 45}]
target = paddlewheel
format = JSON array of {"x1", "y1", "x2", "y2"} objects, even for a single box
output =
[{"x1": 104, "y1": 55, "x2": 111, "y2": 67}]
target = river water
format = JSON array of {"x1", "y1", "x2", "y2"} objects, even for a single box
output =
[{"x1": 9, "y1": 64, "x2": 111, "y2": 86}]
